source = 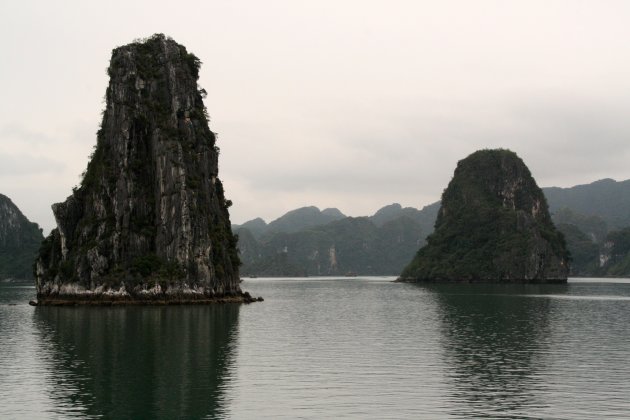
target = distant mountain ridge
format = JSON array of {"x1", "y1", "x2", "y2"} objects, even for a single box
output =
[
  {"x1": 236, "y1": 178, "x2": 630, "y2": 239},
  {"x1": 233, "y1": 206, "x2": 346, "y2": 239},
  {"x1": 0, "y1": 194, "x2": 44, "y2": 280},
  {"x1": 544, "y1": 178, "x2": 630, "y2": 229},
  {"x1": 542, "y1": 179, "x2": 630, "y2": 277},
  {"x1": 233, "y1": 203, "x2": 438, "y2": 276},
  {"x1": 234, "y1": 178, "x2": 630, "y2": 277},
  {"x1": 369, "y1": 202, "x2": 440, "y2": 234},
  {"x1": 236, "y1": 215, "x2": 424, "y2": 276},
  {"x1": 267, "y1": 206, "x2": 345, "y2": 234}
]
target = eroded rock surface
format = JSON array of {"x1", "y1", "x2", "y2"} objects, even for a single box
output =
[
  {"x1": 0, "y1": 194, "x2": 43, "y2": 280},
  {"x1": 35, "y1": 34, "x2": 256, "y2": 304},
  {"x1": 399, "y1": 149, "x2": 569, "y2": 283}
]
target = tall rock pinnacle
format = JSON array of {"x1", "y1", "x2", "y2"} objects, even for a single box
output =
[
  {"x1": 35, "y1": 34, "x2": 258, "y2": 304},
  {"x1": 399, "y1": 149, "x2": 569, "y2": 283}
]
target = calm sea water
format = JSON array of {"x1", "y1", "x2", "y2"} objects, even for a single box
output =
[{"x1": 1, "y1": 277, "x2": 630, "y2": 419}]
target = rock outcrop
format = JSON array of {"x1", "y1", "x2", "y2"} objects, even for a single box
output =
[
  {"x1": 0, "y1": 194, "x2": 43, "y2": 280},
  {"x1": 34, "y1": 34, "x2": 258, "y2": 304},
  {"x1": 399, "y1": 149, "x2": 569, "y2": 283}
]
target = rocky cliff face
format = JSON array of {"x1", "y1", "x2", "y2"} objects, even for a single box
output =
[
  {"x1": 0, "y1": 194, "x2": 43, "y2": 280},
  {"x1": 597, "y1": 228, "x2": 630, "y2": 276},
  {"x1": 35, "y1": 34, "x2": 257, "y2": 304},
  {"x1": 399, "y1": 149, "x2": 569, "y2": 283}
]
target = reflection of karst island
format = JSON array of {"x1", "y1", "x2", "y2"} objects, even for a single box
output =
[
  {"x1": 33, "y1": 34, "x2": 260, "y2": 305},
  {"x1": 429, "y1": 283, "x2": 556, "y2": 414},
  {"x1": 399, "y1": 149, "x2": 569, "y2": 283},
  {"x1": 35, "y1": 304, "x2": 240, "y2": 417}
]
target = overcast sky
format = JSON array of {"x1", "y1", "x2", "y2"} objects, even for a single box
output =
[{"x1": 2, "y1": 1, "x2": 630, "y2": 233}]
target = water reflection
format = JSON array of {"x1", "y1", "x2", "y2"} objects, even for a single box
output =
[
  {"x1": 33, "y1": 304, "x2": 240, "y2": 419},
  {"x1": 425, "y1": 284, "x2": 565, "y2": 418}
]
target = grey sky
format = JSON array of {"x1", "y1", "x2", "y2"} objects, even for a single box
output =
[{"x1": 2, "y1": 1, "x2": 630, "y2": 233}]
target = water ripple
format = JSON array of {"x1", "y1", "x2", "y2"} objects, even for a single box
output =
[{"x1": 2, "y1": 279, "x2": 630, "y2": 418}]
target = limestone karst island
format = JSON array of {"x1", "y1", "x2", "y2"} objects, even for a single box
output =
[
  {"x1": 398, "y1": 149, "x2": 569, "y2": 283},
  {"x1": 33, "y1": 34, "x2": 260, "y2": 305}
]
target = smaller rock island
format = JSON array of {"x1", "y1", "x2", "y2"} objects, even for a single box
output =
[
  {"x1": 34, "y1": 34, "x2": 260, "y2": 305},
  {"x1": 398, "y1": 149, "x2": 569, "y2": 283}
]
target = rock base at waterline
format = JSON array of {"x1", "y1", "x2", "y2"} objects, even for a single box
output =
[
  {"x1": 31, "y1": 282, "x2": 262, "y2": 306},
  {"x1": 31, "y1": 291, "x2": 263, "y2": 306}
]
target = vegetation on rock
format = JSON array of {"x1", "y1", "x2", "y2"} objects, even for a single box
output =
[
  {"x1": 555, "y1": 223, "x2": 600, "y2": 275},
  {"x1": 0, "y1": 194, "x2": 44, "y2": 280},
  {"x1": 35, "y1": 34, "x2": 249, "y2": 303},
  {"x1": 552, "y1": 209, "x2": 630, "y2": 277},
  {"x1": 598, "y1": 228, "x2": 630, "y2": 276},
  {"x1": 400, "y1": 149, "x2": 569, "y2": 282}
]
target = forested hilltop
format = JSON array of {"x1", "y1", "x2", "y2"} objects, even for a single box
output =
[{"x1": 235, "y1": 178, "x2": 630, "y2": 277}]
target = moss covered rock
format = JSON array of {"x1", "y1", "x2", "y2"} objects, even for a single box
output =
[
  {"x1": 399, "y1": 149, "x2": 569, "y2": 283},
  {"x1": 34, "y1": 34, "x2": 252, "y2": 304},
  {"x1": 0, "y1": 194, "x2": 43, "y2": 280}
]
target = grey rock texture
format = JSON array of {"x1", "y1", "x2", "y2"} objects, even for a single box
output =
[
  {"x1": 35, "y1": 34, "x2": 252, "y2": 304},
  {"x1": 0, "y1": 194, "x2": 43, "y2": 280},
  {"x1": 399, "y1": 149, "x2": 569, "y2": 283}
]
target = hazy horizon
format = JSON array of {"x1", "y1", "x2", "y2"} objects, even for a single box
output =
[{"x1": 3, "y1": 1, "x2": 630, "y2": 234}]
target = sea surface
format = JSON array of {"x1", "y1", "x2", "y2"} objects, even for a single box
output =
[{"x1": 1, "y1": 277, "x2": 630, "y2": 419}]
